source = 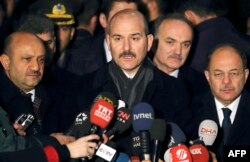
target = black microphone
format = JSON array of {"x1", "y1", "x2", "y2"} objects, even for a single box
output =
[
  {"x1": 131, "y1": 131, "x2": 141, "y2": 161},
  {"x1": 132, "y1": 102, "x2": 155, "y2": 161},
  {"x1": 105, "y1": 107, "x2": 132, "y2": 137},
  {"x1": 150, "y1": 118, "x2": 166, "y2": 162},
  {"x1": 65, "y1": 112, "x2": 91, "y2": 138}
]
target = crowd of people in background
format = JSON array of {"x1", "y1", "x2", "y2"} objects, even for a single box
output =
[{"x1": 1, "y1": 0, "x2": 250, "y2": 162}]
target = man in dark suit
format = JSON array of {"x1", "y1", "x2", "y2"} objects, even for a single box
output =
[
  {"x1": 153, "y1": 13, "x2": 209, "y2": 98},
  {"x1": 177, "y1": 0, "x2": 250, "y2": 74},
  {"x1": 191, "y1": 43, "x2": 250, "y2": 161},
  {"x1": 0, "y1": 32, "x2": 74, "y2": 144},
  {"x1": 77, "y1": 9, "x2": 193, "y2": 156}
]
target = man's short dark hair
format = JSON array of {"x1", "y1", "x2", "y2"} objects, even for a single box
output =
[
  {"x1": 177, "y1": 0, "x2": 228, "y2": 17},
  {"x1": 76, "y1": 0, "x2": 100, "y2": 25}
]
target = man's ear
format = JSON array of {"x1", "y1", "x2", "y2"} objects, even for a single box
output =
[
  {"x1": 184, "y1": 10, "x2": 198, "y2": 25},
  {"x1": 99, "y1": 13, "x2": 108, "y2": 29},
  {"x1": 70, "y1": 27, "x2": 75, "y2": 40},
  {"x1": 0, "y1": 54, "x2": 10, "y2": 70}
]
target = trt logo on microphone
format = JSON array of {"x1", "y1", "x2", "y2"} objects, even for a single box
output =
[{"x1": 94, "y1": 102, "x2": 114, "y2": 122}]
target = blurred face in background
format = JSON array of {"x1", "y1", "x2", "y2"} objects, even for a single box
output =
[{"x1": 153, "y1": 19, "x2": 192, "y2": 74}]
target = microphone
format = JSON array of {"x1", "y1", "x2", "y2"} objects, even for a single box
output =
[
  {"x1": 132, "y1": 102, "x2": 155, "y2": 161},
  {"x1": 105, "y1": 107, "x2": 132, "y2": 137},
  {"x1": 114, "y1": 152, "x2": 130, "y2": 162},
  {"x1": 89, "y1": 93, "x2": 116, "y2": 135},
  {"x1": 189, "y1": 144, "x2": 210, "y2": 162},
  {"x1": 82, "y1": 92, "x2": 117, "y2": 162},
  {"x1": 131, "y1": 131, "x2": 141, "y2": 161},
  {"x1": 167, "y1": 122, "x2": 186, "y2": 148},
  {"x1": 198, "y1": 119, "x2": 218, "y2": 146},
  {"x1": 95, "y1": 142, "x2": 117, "y2": 162},
  {"x1": 117, "y1": 100, "x2": 126, "y2": 109},
  {"x1": 164, "y1": 144, "x2": 192, "y2": 162},
  {"x1": 150, "y1": 119, "x2": 166, "y2": 162},
  {"x1": 65, "y1": 112, "x2": 91, "y2": 138}
]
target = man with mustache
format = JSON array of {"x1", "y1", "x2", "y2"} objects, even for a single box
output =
[
  {"x1": 153, "y1": 13, "x2": 209, "y2": 97},
  {"x1": 77, "y1": 9, "x2": 194, "y2": 157},
  {"x1": 190, "y1": 43, "x2": 250, "y2": 161},
  {"x1": 0, "y1": 32, "x2": 74, "y2": 145}
]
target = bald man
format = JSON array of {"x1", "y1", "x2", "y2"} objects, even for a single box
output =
[
  {"x1": 77, "y1": 9, "x2": 193, "y2": 157},
  {"x1": 0, "y1": 32, "x2": 74, "y2": 146}
]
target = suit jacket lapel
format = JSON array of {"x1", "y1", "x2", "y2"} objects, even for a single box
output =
[{"x1": 227, "y1": 91, "x2": 250, "y2": 144}]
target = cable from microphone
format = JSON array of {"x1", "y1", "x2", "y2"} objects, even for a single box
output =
[
  {"x1": 132, "y1": 102, "x2": 155, "y2": 161},
  {"x1": 150, "y1": 118, "x2": 166, "y2": 162},
  {"x1": 105, "y1": 107, "x2": 132, "y2": 137}
]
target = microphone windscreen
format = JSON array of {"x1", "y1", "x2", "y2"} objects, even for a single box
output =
[
  {"x1": 105, "y1": 108, "x2": 132, "y2": 136},
  {"x1": 132, "y1": 102, "x2": 155, "y2": 132},
  {"x1": 169, "y1": 144, "x2": 192, "y2": 162},
  {"x1": 150, "y1": 118, "x2": 166, "y2": 141},
  {"x1": 163, "y1": 148, "x2": 171, "y2": 162},
  {"x1": 167, "y1": 122, "x2": 186, "y2": 148},
  {"x1": 90, "y1": 99, "x2": 115, "y2": 129},
  {"x1": 189, "y1": 144, "x2": 210, "y2": 162},
  {"x1": 118, "y1": 100, "x2": 126, "y2": 109},
  {"x1": 198, "y1": 119, "x2": 218, "y2": 146},
  {"x1": 67, "y1": 112, "x2": 91, "y2": 138},
  {"x1": 115, "y1": 152, "x2": 130, "y2": 162}
]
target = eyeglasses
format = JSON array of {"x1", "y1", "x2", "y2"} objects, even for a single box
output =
[{"x1": 208, "y1": 70, "x2": 245, "y2": 80}]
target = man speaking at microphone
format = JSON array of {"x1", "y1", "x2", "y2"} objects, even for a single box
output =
[
  {"x1": 76, "y1": 9, "x2": 193, "y2": 156},
  {"x1": 190, "y1": 43, "x2": 250, "y2": 161}
]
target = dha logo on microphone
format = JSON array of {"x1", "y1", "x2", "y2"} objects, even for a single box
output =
[
  {"x1": 133, "y1": 113, "x2": 153, "y2": 120},
  {"x1": 200, "y1": 127, "x2": 217, "y2": 136}
]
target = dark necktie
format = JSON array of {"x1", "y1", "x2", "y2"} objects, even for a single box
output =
[
  {"x1": 222, "y1": 108, "x2": 232, "y2": 143},
  {"x1": 33, "y1": 96, "x2": 42, "y2": 127}
]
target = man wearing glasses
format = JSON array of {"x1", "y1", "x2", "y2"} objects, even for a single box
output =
[{"x1": 190, "y1": 43, "x2": 250, "y2": 161}]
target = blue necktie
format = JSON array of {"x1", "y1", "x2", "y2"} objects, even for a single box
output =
[{"x1": 222, "y1": 108, "x2": 232, "y2": 143}]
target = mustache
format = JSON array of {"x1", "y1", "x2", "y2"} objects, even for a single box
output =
[
  {"x1": 119, "y1": 51, "x2": 136, "y2": 58},
  {"x1": 27, "y1": 70, "x2": 41, "y2": 76},
  {"x1": 168, "y1": 54, "x2": 182, "y2": 60}
]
